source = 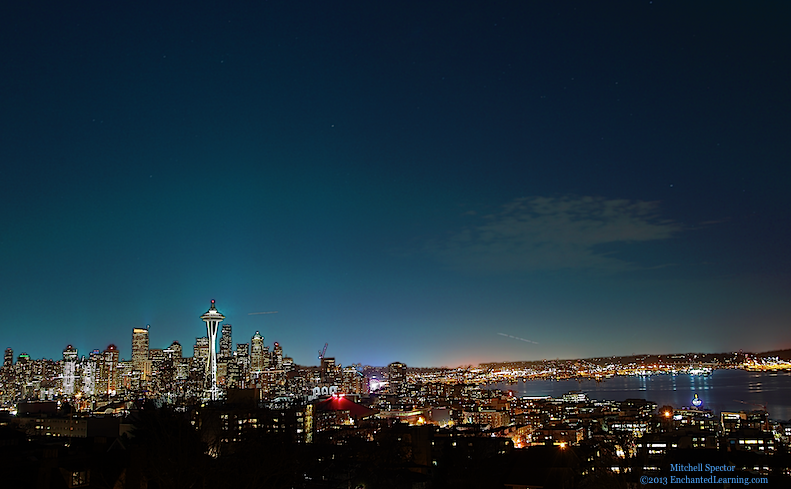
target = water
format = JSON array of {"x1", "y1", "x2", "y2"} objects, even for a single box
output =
[{"x1": 489, "y1": 369, "x2": 791, "y2": 421}]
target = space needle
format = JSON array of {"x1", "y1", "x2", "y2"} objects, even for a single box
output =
[{"x1": 201, "y1": 299, "x2": 225, "y2": 401}]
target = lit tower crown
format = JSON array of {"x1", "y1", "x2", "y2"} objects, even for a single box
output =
[{"x1": 200, "y1": 299, "x2": 225, "y2": 401}]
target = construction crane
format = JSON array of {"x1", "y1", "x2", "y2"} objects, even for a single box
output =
[
  {"x1": 733, "y1": 399, "x2": 768, "y2": 411},
  {"x1": 318, "y1": 343, "x2": 328, "y2": 360},
  {"x1": 733, "y1": 399, "x2": 770, "y2": 430}
]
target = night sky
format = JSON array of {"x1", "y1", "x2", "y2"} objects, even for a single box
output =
[{"x1": 2, "y1": 1, "x2": 789, "y2": 367}]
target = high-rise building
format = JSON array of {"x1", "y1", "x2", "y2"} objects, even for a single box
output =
[
  {"x1": 220, "y1": 324, "x2": 232, "y2": 359},
  {"x1": 341, "y1": 364, "x2": 365, "y2": 395},
  {"x1": 250, "y1": 332, "x2": 265, "y2": 372},
  {"x1": 117, "y1": 360, "x2": 134, "y2": 395},
  {"x1": 262, "y1": 345, "x2": 271, "y2": 369},
  {"x1": 226, "y1": 360, "x2": 241, "y2": 388},
  {"x1": 200, "y1": 299, "x2": 225, "y2": 401},
  {"x1": 194, "y1": 337, "x2": 210, "y2": 364},
  {"x1": 81, "y1": 360, "x2": 95, "y2": 396},
  {"x1": 97, "y1": 344, "x2": 120, "y2": 396},
  {"x1": 235, "y1": 343, "x2": 250, "y2": 372},
  {"x1": 165, "y1": 341, "x2": 182, "y2": 358},
  {"x1": 62, "y1": 345, "x2": 78, "y2": 395},
  {"x1": 388, "y1": 361, "x2": 407, "y2": 395},
  {"x1": 321, "y1": 357, "x2": 337, "y2": 383},
  {"x1": 149, "y1": 349, "x2": 165, "y2": 364},
  {"x1": 132, "y1": 326, "x2": 150, "y2": 380},
  {"x1": 63, "y1": 346, "x2": 78, "y2": 361},
  {"x1": 82, "y1": 349, "x2": 101, "y2": 396},
  {"x1": 175, "y1": 358, "x2": 190, "y2": 381},
  {"x1": 4, "y1": 348, "x2": 12, "y2": 367},
  {"x1": 273, "y1": 342, "x2": 283, "y2": 370}
]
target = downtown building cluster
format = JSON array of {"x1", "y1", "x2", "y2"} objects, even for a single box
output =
[{"x1": 0, "y1": 301, "x2": 369, "y2": 410}]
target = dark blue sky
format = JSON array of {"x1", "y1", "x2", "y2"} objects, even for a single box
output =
[{"x1": 2, "y1": 1, "x2": 789, "y2": 367}]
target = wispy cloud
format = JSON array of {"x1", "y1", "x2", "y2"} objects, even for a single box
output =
[
  {"x1": 498, "y1": 332, "x2": 539, "y2": 344},
  {"x1": 428, "y1": 196, "x2": 681, "y2": 273}
]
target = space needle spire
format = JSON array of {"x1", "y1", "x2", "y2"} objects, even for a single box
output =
[{"x1": 200, "y1": 299, "x2": 225, "y2": 401}]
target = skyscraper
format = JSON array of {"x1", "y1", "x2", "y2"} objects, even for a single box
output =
[
  {"x1": 250, "y1": 332, "x2": 265, "y2": 372},
  {"x1": 98, "y1": 344, "x2": 120, "y2": 396},
  {"x1": 160, "y1": 340, "x2": 185, "y2": 383},
  {"x1": 235, "y1": 343, "x2": 250, "y2": 373},
  {"x1": 166, "y1": 340, "x2": 182, "y2": 358},
  {"x1": 319, "y1": 357, "x2": 337, "y2": 385},
  {"x1": 200, "y1": 299, "x2": 225, "y2": 401},
  {"x1": 4, "y1": 348, "x2": 12, "y2": 367},
  {"x1": 62, "y1": 345, "x2": 78, "y2": 396},
  {"x1": 341, "y1": 364, "x2": 365, "y2": 395},
  {"x1": 132, "y1": 326, "x2": 150, "y2": 380},
  {"x1": 321, "y1": 357, "x2": 336, "y2": 383},
  {"x1": 262, "y1": 345, "x2": 270, "y2": 369},
  {"x1": 273, "y1": 342, "x2": 283, "y2": 370},
  {"x1": 220, "y1": 323, "x2": 232, "y2": 359},
  {"x1": 388, "y1": 361, "x2": 407, "y2": 395},
  {"x1": 194, "y1": 337, "x2": 210, "y2": 365},
  {"x1": 82, "y1": 349, "x2": 101, "y2": 396}
]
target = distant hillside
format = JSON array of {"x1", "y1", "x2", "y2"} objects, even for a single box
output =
[
  {"x1": 479, "y1": 351, "x2": 747, "y2": 370},
  {"x1": 757, "y1": 349, "x2": 791, "y2": 360}
]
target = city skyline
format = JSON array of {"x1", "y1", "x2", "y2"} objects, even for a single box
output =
[
  {"x1": 2, "y1": 2, "x2": 790, "y2": 367},
  {"x1": 3, "y1": 305, "x2": 790, "y2": 368}
]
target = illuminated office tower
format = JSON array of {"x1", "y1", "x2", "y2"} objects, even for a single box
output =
[
  {"x1": 262, "y1": 345, "x2": 270, "y2": 369},
  {"x1": 200, "y1": 299, "x2": 225, "y2": 401},
  {"x1": 98, "y1": 344, "x2": 120, "y2": 396},
  {"x1": 62, "y1": 345, "x2": 78, "y2": 395},
  {"x1": 117, "y1": 360, "x2": 134, "y2": 394},
  {"x1": 105, "y1": 344, "x2": 120, "y2": 395},
  {"x1": 194, "y1": 337, "x2": 210, "y2": 364},
  {"x1": 273, "y1": 342, "x2": 283, "y2": 370},
  {"x1": 217, "y1": 324, "x2": 231, "y2": 386},
  {"x1": 165, "y1": 341, "x2": 182, "y2": 358},
  {"x1": 4, "y1": 348, "x2": 12, "y2": 367},
  {"x1": 226, "y1": 360, "x2": 241, "y2": 388},
  {"x1": 193, "y1": 337, "x2": 209, "y2": 386},
  {"x1": 132, "y1": 326, "x2": 150, "y2": 380},
  {"x1": 149, "y1": 348, "x2": 165, "y2": 373},
  {"x1": 235, "y1": 343, "x2": 250, "y2": 373},
  {"x1": 342, "y1": 365, "x2": 364, "y2": 394},
  {"x1": 321, "y1": 357, "x2": 336, "y2": 383},
  {"x1": 80, "y1": 357, "x2": 95, "y2": 396},
  {"x1": 165, "y1": 341, "x2": 188, "y2": 381},
  {"x1": 82, "y1": 349, "x2": 101, "y2": 396},
  {"x1": 250, "y1": 332, "x2": 265, "y2": 372},
  {"x1": 220, "y1": 324, "x2": 232, "y2": 359},
  {"x1": 388, "y1": 361, "x2": 407, "y2": 395}
]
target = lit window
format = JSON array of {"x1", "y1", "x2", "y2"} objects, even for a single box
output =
[{"x1": 71, "y1": 470, "x2": 88, "y2": 487}]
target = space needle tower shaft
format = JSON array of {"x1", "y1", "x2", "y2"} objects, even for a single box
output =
[{"x1": 200, "y1": 299, "x2": 225, "y2": 401}]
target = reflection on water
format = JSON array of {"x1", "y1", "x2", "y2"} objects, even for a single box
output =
[{"x1": 491, "y1": 369, "x2": 791, "y2": 421}]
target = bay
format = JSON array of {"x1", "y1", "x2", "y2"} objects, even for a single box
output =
[{"x1": 489, "y1": 369, "x2": 791, "y2": 422}]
